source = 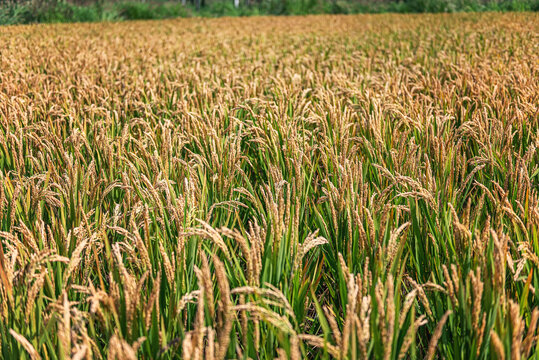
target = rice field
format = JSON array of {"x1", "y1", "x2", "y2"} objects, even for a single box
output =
[{"x1": 0, "y1": 12, "x2": 538, "y2": 359}]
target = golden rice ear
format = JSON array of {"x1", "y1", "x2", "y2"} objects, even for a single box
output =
[
  {"x1": 25, "y1": 271, "x2": 46, "y2": 323},
  {"x1": 199, "y1": 250, "x2": 215, "y2": 319},
  {"x1": 298, "y1": 334, "x2": 340, "y2": 358},
  {"x1": 213, "y1": 255, "x2": 232, "y2": 360},
  {"x1": 490, "y1": 330, "x2": 506, "y2": 360},
  {"x1": 58, "y1": 292, "x2": 72, "y2": 357},
  {"x1": 63, "y1": 238, "x2": 90, "y2": 290},
  {"x1": 107, "y1": 334, "x2": 141, "y2": 360},
  {"x1": 0, "y1": 241, "x2": 11, "y2": 299},
  {"x1": 9, "y1": 330, "x2": 41, "y2": 360},
  {"x1": 144, "y1": 270, "x2": 161, "y2": 330},
  {"x1": 191, "y1": 266, "x2": 207, "y2": 360},
  {"x1": 522, "y1": 308, "x2": 539, "y2": 358},
  {"x1": 425, "y1": 310, "x2": 452, "y2": 360}
]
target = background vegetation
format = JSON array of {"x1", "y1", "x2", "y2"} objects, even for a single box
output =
[
  {"x1": 0, "y1": 0, "x2": 538, "y2": 24},
  {"x1": 0, "y1": 12, "x2": 538, "y2": 359}
]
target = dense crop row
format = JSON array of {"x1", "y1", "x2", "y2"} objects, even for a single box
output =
[{"x1": 0, "y1": 13, "x2": 538, "y2": 359}]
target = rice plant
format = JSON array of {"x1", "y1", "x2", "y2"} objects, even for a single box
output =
[{"x1": 0, "y1": 12, "x2": 538, "y2": 359}]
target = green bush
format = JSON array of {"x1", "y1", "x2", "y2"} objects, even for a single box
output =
[
  {"x1": 0, "y1": 4, "x2": 31, "y2": 24},
  {"x1": 0, "y1": 1, "x2": 119, "y2": 24},
  {"x1": 116, "y1": 2, "x2": 155, "y2": 19},
  {"x1": 115, "y1": 2, "x2": 190, "y2": 20},
  {"x1": 0, "y1": 0, "x2": 537, "y2": 25},
  {"x1": 199, "y1": 1, "x2": 241, "y2": 16}
]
